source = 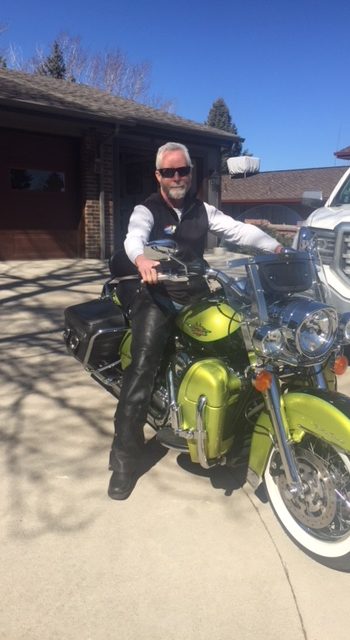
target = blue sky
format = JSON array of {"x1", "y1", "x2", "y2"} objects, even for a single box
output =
[{"x1": 1, "y1": 0, "x2": 350, "y2": 171}]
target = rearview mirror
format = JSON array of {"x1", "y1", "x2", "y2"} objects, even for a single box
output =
[
  {"x1": 144, "y1": 239, "x2": 179, "y2": 261},
  {"x1": 302, "y1": 190, "x2": 323, "y2": 208}
]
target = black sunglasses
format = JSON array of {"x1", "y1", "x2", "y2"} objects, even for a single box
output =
[{"x1": 157, "y1": 166, "x2": 191, "y2": 178}]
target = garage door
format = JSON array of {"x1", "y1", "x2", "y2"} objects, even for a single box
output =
[{"x1": 0, "y1": 129, "x2": 81, "y2": 259}]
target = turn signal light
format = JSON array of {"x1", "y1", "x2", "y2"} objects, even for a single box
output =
[
  {"x1": 332, "y1": 355, "x2": 348, "y2": 376},
  {"x1": 253, "y1": 370, "x2": 273, "y2": 392}
]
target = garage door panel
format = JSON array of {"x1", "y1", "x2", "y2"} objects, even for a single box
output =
[
  {"x1": 0, "y1": 230, "x2": 78, "y2": 259},
  {"x1": 0, "y1": 129, "x2": 81, "y2": 258}
]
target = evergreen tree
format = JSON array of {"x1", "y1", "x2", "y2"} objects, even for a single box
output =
[
  {"x1": 37, "y1": 41, "x2": 67, "y2": 79},
  {"x1": 206, "y1": 98, "x2": 243, "y2": 172}
]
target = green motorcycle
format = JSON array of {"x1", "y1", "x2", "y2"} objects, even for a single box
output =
[{"x1": 64, "y1": 238, "x2": 350, "y2": 570}]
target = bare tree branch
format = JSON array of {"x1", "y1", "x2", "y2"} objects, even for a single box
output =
[{"x1": 2, "y1": 31, "x2": 174, "y2": 111}]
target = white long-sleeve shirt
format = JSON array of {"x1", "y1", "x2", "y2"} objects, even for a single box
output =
[{"x1": 124, "y1": 201, "x2": 279, "y2": 263}]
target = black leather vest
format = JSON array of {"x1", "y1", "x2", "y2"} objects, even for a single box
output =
[
  {"x1": 143, "y1": 192, "x2": 210, "y2": 304},
  {"x1": 144, "y1": 192, "x2": 209, "y2": 259},
  {"x1": 110, "y1": 192, "x2": 210, "y2": 307}
]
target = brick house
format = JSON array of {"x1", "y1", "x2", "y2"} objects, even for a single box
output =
[
  {"x1": 0, "y1": 69, "x2": 236, "y2": 260},
  {"x1": 221, "y1": 165, "x2": 349, "y2": 225}
]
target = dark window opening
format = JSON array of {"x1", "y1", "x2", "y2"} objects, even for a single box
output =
[{"x1": 10, "y1": 169, "x2": 65, "y2": 192}]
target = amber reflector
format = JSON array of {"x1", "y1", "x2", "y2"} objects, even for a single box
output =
[
  {"x1": 253, "y1": 370, "x2": 273, "y2": 392},
  {"x1": 332, "y1": 355, "x2": 349, "y2": 376}
]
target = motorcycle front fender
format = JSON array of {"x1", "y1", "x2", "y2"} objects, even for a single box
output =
[{"x1": 247, "y1": 389, "x2": 350, "y2": 488}]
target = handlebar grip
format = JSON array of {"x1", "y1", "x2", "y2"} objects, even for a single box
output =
[{"x1": 157, "y1": 273, "x2": 189, "y2": 282}]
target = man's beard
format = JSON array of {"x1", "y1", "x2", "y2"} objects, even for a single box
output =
[{"x1": 167, "y1": 185, "x2": 188, "y2": 200}]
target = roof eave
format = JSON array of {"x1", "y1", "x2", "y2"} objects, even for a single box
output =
[{"x1": 0, "y1": 95, "x2": 240, "y2": 145}]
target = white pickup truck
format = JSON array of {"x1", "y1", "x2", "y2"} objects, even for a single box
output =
[{"x1": 295, "y1": 167, "x2": 350, "y2": 313}]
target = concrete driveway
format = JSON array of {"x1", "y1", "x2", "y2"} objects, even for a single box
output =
[{"x1": 1, "y1": 258, "x2": 350, "y2": 640}]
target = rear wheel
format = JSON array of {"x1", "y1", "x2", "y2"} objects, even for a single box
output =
[{"x1": 264, "y1": 436, "x2": 350, "y2": 570}]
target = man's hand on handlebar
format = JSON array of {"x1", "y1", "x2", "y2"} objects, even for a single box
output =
[{"x1": 135, "y1": 255, "x2": 160, "y2": 284}]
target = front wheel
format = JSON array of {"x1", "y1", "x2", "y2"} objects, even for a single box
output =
[{"x1": 264, "y1": 436, "x2": 350, "y2": 570}]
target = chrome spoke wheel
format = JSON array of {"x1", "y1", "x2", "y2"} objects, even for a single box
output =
[
  {"x1": 276, "y1": 439, "x2": 350, "y2": 537},
  {"x1": 264, "y1": 436, "x2": 350, "y2": 569}
]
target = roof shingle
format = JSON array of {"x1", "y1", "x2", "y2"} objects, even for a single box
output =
[
  {"x1": 0, "y1": 68, "x2": 237, "y2": 142},
  {"x1": 222, "y1": 166, "x2": 349, "y2": 203}
]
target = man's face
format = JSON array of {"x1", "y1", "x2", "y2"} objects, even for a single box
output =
[{"x1": 155, "y1": 150, "x2": 192, "y2": 202}]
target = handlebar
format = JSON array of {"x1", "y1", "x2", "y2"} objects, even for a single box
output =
[{"x1": 106, "y1": 265, "x2": 250, "y2": 302}]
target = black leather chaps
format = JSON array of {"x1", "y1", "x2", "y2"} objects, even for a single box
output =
[{"x1": 109, "y1": 287, "x2": 176, "y2": 472}]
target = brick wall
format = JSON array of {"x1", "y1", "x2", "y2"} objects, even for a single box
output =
[{"x1": 81, "y1": 129, "x2": 114, "y2": 258}]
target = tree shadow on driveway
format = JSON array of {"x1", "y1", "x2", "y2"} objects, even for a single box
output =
[{"x1": 1, "y1": 259, "x2": 117, "y2": 539}]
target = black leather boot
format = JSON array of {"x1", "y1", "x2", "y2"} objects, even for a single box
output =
[
  {"x1": 108, "y1": 449, "x2": 139, "y2": 500},
  {"x1": 108, "y1": 469, "x2": 137, "y2": 500}
]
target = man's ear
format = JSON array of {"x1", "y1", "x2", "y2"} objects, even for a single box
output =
[{"x1": 155, "y1": 170, "x2": 161, "y2": 186}]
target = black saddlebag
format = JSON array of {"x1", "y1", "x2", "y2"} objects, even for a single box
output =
[{"x1": 64, "y1": 298, "x2": 127, "y2": 369}]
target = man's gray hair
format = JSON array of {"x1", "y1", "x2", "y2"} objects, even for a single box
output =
[{"x1": 156, "y1": 142, "x2": 193, "y2": 169}]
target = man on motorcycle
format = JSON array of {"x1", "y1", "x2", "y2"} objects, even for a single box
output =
[{"x1": 108, "y1": 141, "x2": 283, "y2": 500}]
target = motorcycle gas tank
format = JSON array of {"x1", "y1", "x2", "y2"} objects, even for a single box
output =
[{"x1": 176, "y1": 299, "x2": 241, "y2": 343}]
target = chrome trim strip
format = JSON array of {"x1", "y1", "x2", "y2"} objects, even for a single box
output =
[
  {"x1": 83, "y1": 327, "x2": 126, "y2": 367},
  {"x1": 166, "y1": 365, "x2": 183, "y2": 432},
  {"x1": 196, "y1": 396, "x2": 210, "y2": 468},
  {"x1": 195, "y1": 395, "x2": 225, "y2": 469}
]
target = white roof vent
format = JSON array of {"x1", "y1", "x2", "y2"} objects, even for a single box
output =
[{"x1": 227, "y1": 156, "x2": 260, "y2": 176}]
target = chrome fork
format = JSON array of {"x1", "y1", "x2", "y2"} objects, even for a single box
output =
[{"x1": 264, "y1": 375, "x2": 304, "y2": 496}]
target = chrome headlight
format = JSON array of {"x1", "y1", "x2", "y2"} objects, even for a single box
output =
[
  {"x1": 279, "y1": 299, "x2": 338, "y2": 358},
  {"x1": 338, "y1": 312, "x2": 350, "y2": 344},
  {"x1": 253, "y1": 326, "x2": 284, "y2": 357}
]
